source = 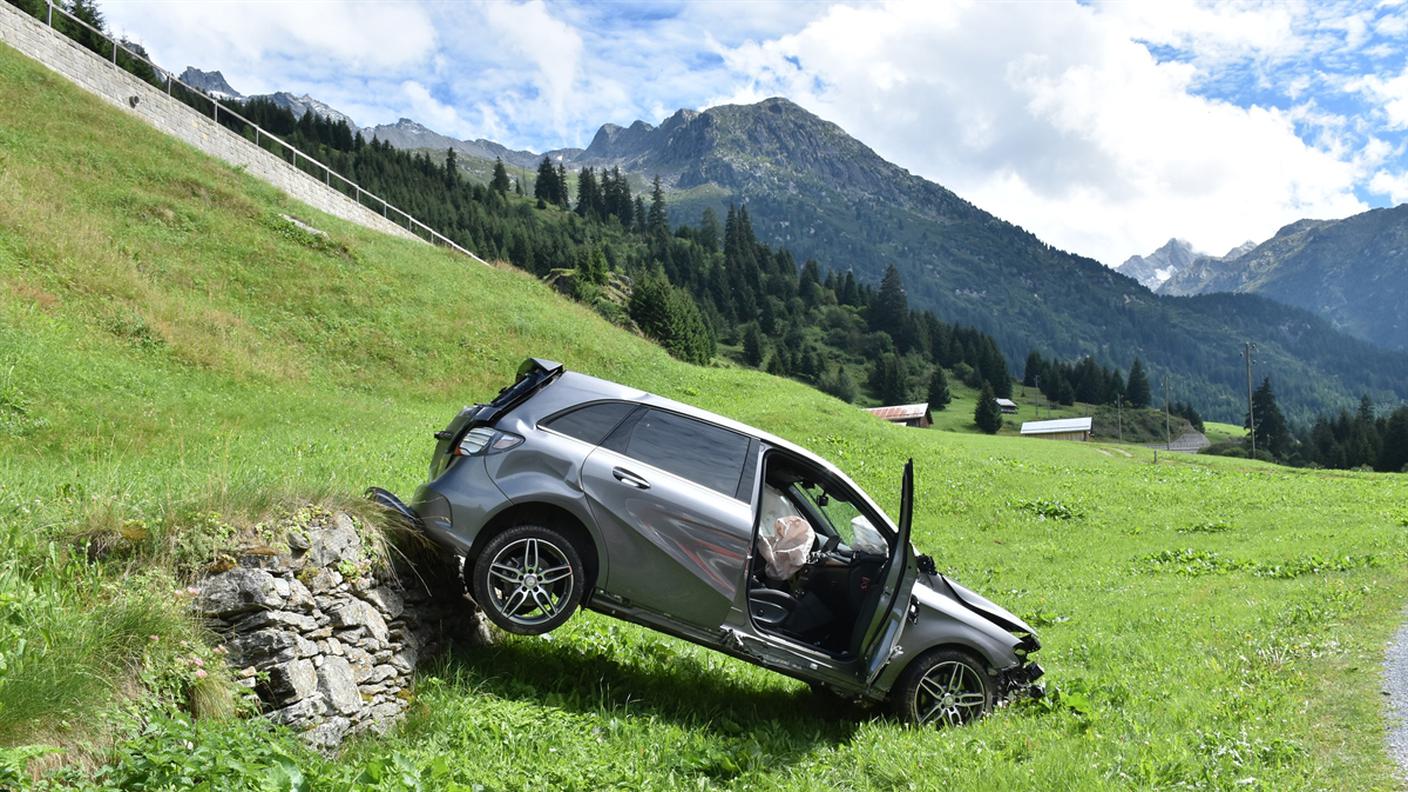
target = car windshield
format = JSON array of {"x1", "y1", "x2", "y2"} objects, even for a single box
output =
[{"x1": 790, "y1": 482, "x2": 889, "y2": 555}]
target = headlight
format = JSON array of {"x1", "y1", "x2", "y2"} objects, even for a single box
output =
[{"x1": 454, "y1": 427, "x2": 524, "y2": 456}]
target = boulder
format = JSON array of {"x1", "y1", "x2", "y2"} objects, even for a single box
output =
[
  {"x1": 362, "y1": 586, "x2": 404, "y2": 619},
  {"x1": 266, "y1": 657, "x2": 319, "y2": 701},
  {"x1": 197, "y1": 568, "x2": 283, "y2": 617},
  {"x1": 306, "y1": 517, "x2": 360, "y2": 568},
  {"x1": 318, "y1": 655, "x2": 361, "y2": 715},
  {"x1": 331, "y1": 599, "x2": 389, "y2": 644}
]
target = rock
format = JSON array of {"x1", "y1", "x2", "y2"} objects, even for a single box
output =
[
  {"x1": 388, "y1": 645, "x2": 418, "y2": 673},
  {"x1": 318, "y1": 656, "x2": 362, "y2": 715},
  {"x1": 306, "y1": 516, "x2": 361, "y2": 568},
  {"x1": 197, "y1": 568, "x2": 283, "y2": 617},
  {"x1": 266, "y1": 657, "x2": 319, "y2": 701},
  {"x1": 287, "y1": 530, "x2": 310, "y2": 551},
  {"x1": 285, "y1": 579, "x2": 315, "y2": 612},
  {"x1": 362, "y1": 586, "x2": 404, "y2": 619},
  {"x1": 272, "y1": 578, "x2": 291, "y2": 598},
  {"x1": 344, "y1": 645, "x2": 374, "y2": 683},
  {"x1": 228, "y1": 629, "x2": 312, "y2": 666},
  {"x1": 367, "y1": 664, "x2": 397, "y2": 684},
  {"x1": 233, "y1": 610, "x2": 318, "y2": 633},
  {"x1": 303, "y1": 716, "x2": 351, "y2": 752},
  {"x1": 306, "y1": 568, "x2": 343, "y2": 595},
  {"x1": 265, "y1": 694, "x2": 326, "y2": 726},
  {"x1": 332, "y1": 599, "x2": 389, "y2": 643}
]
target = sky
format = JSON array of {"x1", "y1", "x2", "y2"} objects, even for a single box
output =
[{"x1": 99, "y1": 0, "x2": 1408, "y2": 266}]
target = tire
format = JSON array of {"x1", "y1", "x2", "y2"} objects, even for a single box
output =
[
  {"x1": 471, "y1": 524, "x2": 585, "y2": 635},
  {"x1": 888, "y1": 649, "x2": 994, "y2": 727}
]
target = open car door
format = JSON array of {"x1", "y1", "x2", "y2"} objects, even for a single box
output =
[{"x1": 859, "y1": 459, "x2": 919, "y2": 687}]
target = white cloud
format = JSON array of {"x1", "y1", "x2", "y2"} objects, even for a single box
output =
[
  {"x1": 710, "y1": 1, "x2": 1368, "y2": 264},
  {"x1": 101, "y1": 1, "x2": 437, "y2": 91},
  {"x1": 1370, "y1": 169, "x2": 1408, "y2": 202}
]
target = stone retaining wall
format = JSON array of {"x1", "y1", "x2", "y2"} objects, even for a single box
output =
[
  {"x1": 0, "y1": 2, "x2": 420, "y2": 243},
  {"x1": 194, "y1": 511, "x2": 486, "y2": 750}
]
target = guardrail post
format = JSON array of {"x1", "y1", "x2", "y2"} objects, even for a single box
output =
[{"x1": 46, "y1": 1, "x2": 52, "y2": 27}]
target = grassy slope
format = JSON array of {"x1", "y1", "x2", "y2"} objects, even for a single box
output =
[{"x1": 3, "y1": 43, "x2": 1408, "y2": 790}]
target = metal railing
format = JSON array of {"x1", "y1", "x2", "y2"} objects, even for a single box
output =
[{"x1": 38, "y1": 0, "x2": 488, "y2": 265}]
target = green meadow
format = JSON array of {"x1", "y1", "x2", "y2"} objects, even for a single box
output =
[{"x1": 3, "y1": 42, "x2": 1408, "y2": 790}]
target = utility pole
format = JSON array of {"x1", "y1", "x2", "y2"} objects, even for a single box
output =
[
  {"x1": 1116, "y1": 394, "x2": 1123, "y2": 443},
  {"x1": 1163, "y1": 376, "x2": 1172, "y2": 450},
  {"x1": 1033, "y1": 375, "x2": 1040, "y2": 419},
  {"x1": 1243, "y1": 342, "x2": 1257, "y2": 459}
]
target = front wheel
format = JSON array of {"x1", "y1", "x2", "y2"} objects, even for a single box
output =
[
  {"x1": 889, "y1": 649, "x2": 994, "y2": 727},
  {"x1": 471, "y1": 524, "x2": 584, "y2": 635}
]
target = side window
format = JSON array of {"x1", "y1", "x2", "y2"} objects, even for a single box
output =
[
  {"x1": 542, "y1": 402, "x2": 637, "y2": 445},
  {"x1": 622, "y1": 409, "x2": 750, "y2": 497}
]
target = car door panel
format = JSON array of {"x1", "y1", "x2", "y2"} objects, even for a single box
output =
[
  {"x1": 861, "y1": 459, "x2": 919, "y2": 686},
  {"x1": 581, "y1": 445, "x2": 753, "y2": 629}
]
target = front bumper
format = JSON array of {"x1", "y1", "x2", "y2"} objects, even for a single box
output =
[{"x1": 999, "y1": 661, "x2": 1045, "y2": 700}]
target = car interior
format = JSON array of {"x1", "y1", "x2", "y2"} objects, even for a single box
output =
[{"x1": 746, "y1": 453, "x2": 895, "y2": 657}]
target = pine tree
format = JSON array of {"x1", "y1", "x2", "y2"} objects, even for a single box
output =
[
  {"x1": 871, "y1": 265, "x2": 909, "y2": 341},
  {"x1": 648, "y1": 176, "x2": 669, "y2": 238},
  {"x1": 1378, "y1": 407, "x2": 1408, "y2": 473},
  {"x1": 821, "y1": 365, "x2": 857, "y2": 403},
  {"x1": 1126, "y1": 358, "x2": 1151, "y2": 408},
  {"x1": 490, "y1": 157, "x2": 510, "y2": 194},
  {"x1": 1023, "y1": 351, "x2": 1043, "y2": 387},
  {"x1": 574, "y1": 167, "x2": 601, "y2": 219},
  {"x1": 1249, "y1": 377, "x2": 1290, "y2": 459},
  {"x1": 533, "y1": 156, "x2": 557, "y2": 204},
  {"x1": 698, "y1": 208, "x2": 721, "y2": 252},
  {"x1": 975, "y1": 383, "x2": 1003, "y2": 434},
  {"x1": 555, "y1": 163, "x2": 570, "y2": 208},
  {"x1": 742, "y1": 323, "x2": 765, "y2": 367},
  {"x1": 444, "y1": 149, "x2": 461, "y2": 190},
  {"x1": 928, "y1": 367, "x2": 952, "y2": 411}
]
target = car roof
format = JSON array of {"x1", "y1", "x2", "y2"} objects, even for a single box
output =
[{"x1": 544, "y1": 371, "x2": 900, "y2": 532}]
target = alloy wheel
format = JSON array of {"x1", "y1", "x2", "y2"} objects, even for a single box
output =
[
  {"x1": 914, "y1": 660, "x2": 988, "y2": 727},
  {"x1": 483, "y1": 537, "x2": 575, "y2": 627}
]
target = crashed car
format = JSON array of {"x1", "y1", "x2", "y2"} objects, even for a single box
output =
[{"x1": 373, "y1": 359, "x2": 1043, "y2": 726}]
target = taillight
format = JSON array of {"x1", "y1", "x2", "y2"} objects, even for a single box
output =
[{"x1": 454, "y1": 427, "x2": 524, "y2": 456}]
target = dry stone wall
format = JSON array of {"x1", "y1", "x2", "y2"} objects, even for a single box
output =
[{"x1": 194, "y1": 511, "x2": 488, "y2": 751}]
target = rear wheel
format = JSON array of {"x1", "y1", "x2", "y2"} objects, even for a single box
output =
[
  {"x1": 471, "y1": 524, "x2": 584, "y2": 635},
  {"x1": 889, "y1": 649, "x2": 994, "y2": 727}
]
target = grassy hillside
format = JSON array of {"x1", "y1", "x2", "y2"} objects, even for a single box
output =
[{"x1": 4, "y1": 42, "x2": 1408, "y2": 791}]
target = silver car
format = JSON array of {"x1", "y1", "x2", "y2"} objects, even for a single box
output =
[{"x1": 374, "y1": 359, "x2": 1043, "y2": 726}]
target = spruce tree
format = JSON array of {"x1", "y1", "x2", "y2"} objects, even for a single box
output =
[
  {"x1": 533, "y1": 156, "x2": 556, "y2": 204},
  {"x1": 1249, "y1": 377, "x2": 1289, "y2": 459},
  {"x1": 928, "y1": 367, "x2": 952, "y2": 411},
  {"x1": 555, "y1": 163, "x2": 570, "y2": 207},
  {"x1": 1023, "y1": 351, "x2": 1043, "y2": 387},
  {"x1": 648, "y1": 175, "x2": 669, "y2": 238},
  {"x1": 1126, "y1": 358, "x2": 1151, "y2": 408},
  {"x1": 975, "y1": 383, "x2": 1003, "y2": 434},
  {"x1": 742, "y1": 323, "x2": 765, "y2": 367},
  {"x1": 1378, "y1": 407, "x2": 1408, "y2": 473},
  {"x1": 490, "y1": 157, "x2": 510, "y2": 194}
]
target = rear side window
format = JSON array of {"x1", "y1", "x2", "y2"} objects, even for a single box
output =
[
  {"x1": 622, "y1": 409, "x2": 750, "y2": 497},
  {"x1": 542, "y1": 402, "x2": 637, "y2": 445}
]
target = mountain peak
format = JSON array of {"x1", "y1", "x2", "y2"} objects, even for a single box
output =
[{"x1": 179, "y1": 67, "x2": 242, "y2": 100}]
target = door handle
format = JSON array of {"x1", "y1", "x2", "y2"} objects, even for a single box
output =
[{"x1": 612, "y1": 467, "x2": 651, "y2": 489}]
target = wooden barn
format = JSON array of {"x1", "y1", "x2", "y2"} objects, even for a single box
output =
[
  {"x1": 995, "y1": 398, "x2": 1018, "y2": 415},
  {"x1": 864, "y1": 403, "x2": 933, "y2": 428},
  {"x1": 1020, "y1": 416, "x2": 1092, "y2": 442}
]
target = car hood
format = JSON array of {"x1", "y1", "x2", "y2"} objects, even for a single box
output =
[{"x1": 920, "y1": 574, "x2": 1038, "y2": 641}]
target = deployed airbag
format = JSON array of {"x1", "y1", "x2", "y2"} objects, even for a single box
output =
[{"x1": 759, "y1": 515, "x2": 814, "y2": 580}]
